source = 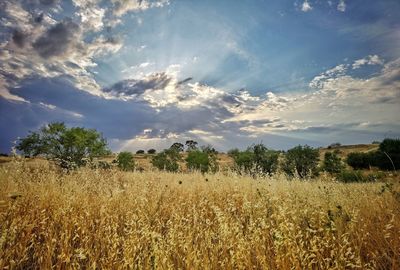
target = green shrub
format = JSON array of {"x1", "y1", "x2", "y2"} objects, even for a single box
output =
[
  {"x1": 323, "y1": 151, "x2": 345, "y2": 174},
  {"x1": 346, "y1": 152, "x2": 372, "y2": 169},
  {"x1": 117, "y1": 152, "x2": 135, "y2": 171},
  {"x1": 366, "y1": 171, "x2": 386, "y2": 182},
  {"x1": 376, "y1": 138, "x2": 400, "y2": 170},
  {"x1": 185, "y1": 149, "x2": 218, "y2": 173},
  {"x1": 282, "y1": 145, "x2": 319, "y2": 178},
  {"x1": 229, "y1": 144, "x2": 279, "y2": 176},
  {"x1": 337, "y1": 170, "x2": 367, "y2": 183},
  {"x1": 151, "y1": 149, "x2": 181, "y2": 172}
]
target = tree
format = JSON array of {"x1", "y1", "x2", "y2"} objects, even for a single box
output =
[
  {"x1": 147, "y1": 149, "x2": 156, "y2": 154},
  {"x1": 16, "y1": 122, "x2": 110, "y2": 169},
  {"x1": 377, "y1": 138, "x2": 400, "y2": 170},
  {"x1": 282, "y1": 145, "x2": 319, "y2": 178},
  {"x1": 185, "y1": 140, "x2": 198, "y2": 151},
  {"x1": 136, "y1": 150, "x2": 145, "y2": 154},
  {"x1": 151, "y1": 148, "x2": 181, "y2": 172},
  {"x1": 229, "y1": 144, "x2": 279, "y2": 176},
  {"x1": 323, "y1": 150, "x2": 345, "y2": 174},
  {"x1": 117, "y1": 152, "x2": 135, "y2": 171},
  {"x1": 186, "y1": 146, "x2": 218, "y2": 173},
  {"x1": 170, "y1": 142, "x2": 184, "y2": 152},
  {"x1": 346, "y1": 139, "x2": 400, "y2": 171},
  {"x1": 346, "y1": 152, "x2": 372, "y2": 169},
  {"x1": 252, "y1": 144, "x2": 279, "y2": 175},
  {"x1": 327, "y1": 142, "x2": 341, "y2": 149}
]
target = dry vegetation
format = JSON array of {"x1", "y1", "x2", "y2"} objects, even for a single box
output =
[{"x1": 1, "y1": 157, "x2": 399, "y2": 269}]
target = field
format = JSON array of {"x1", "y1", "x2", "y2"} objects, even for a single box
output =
[{"x1": 1, "y1": 157, "x2": 399, "y2": 269}]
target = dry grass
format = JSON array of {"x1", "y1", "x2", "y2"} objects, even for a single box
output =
[{"x1": 1, "y1": 158, "x2": 399, "y2": 269}]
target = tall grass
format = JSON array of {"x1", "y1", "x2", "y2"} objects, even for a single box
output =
[{"x1": 0, "y1": 158, "x2": 399, "y2": 269}]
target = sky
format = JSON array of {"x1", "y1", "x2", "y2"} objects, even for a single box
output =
[{"x1": 0, "y1": 0, "x2": 399, "y2": 153}]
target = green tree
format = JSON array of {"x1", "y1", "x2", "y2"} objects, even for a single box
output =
[
  {"x1": 282, "y1": 145, "x2": 319, "y2": 178},
  {"x1": 147, "y1": 149, "x2": 156, "y2": 154},
  {"x1": 16, "y1": 122, "x2": 110, "y2": 169},
  {"x1": 117, "y1": 151, "x2": 135, "y2": 171},
  {"x1": 170, "y1": 142, "x2": 184, "y2": 152},
  {"x1": 229, "y1": 144, "x2": 279, "y2": 176},
  {"x1": 323, "y1": 150, "x2": 345, "y2": 174},
  {"x1": 185, "y1": 146, "x2": 218, "y2": 173},
  {"x1": 377, "y1": 138, "x2": 400, "y2": 170},
  {"x1": 151, "y1": 148, "x2": 181, "y2": 172},
  {"x1": 185, "y1": 140, "x2": 198, "y2": 151},
  {"x1": 346, "y1": 152, "x2": 372, "y2": 169}
]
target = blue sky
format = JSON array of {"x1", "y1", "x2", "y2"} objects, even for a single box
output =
[{"x1": 1, "y1": 0, "x2": 399, "y2": 153}]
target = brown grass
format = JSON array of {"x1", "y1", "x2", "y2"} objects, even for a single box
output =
[{"x1": 0, "y1": 157, "x2": 399, "y2": 269}]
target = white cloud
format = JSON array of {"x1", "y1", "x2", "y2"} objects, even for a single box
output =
[
  {"x1": 337, "y1": 0, "x2": 346, "y2": 12},
  {"x1": 352, "y1": 55, "x2": 384, "y2": 69},
  {"x1": 72, "y1": 0, "x2": 105, "y2": 32},
  {"x1": 111, "y1": 0, "x2": 169, "y2": 16},
  {"x1": 301, "y1": 1, "x2": 313, "y2": 12}
]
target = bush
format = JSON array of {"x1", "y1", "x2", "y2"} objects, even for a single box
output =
[
  {"x1": 346, "y1": 152, "x2": 372, "y2": 169},
  {"x1": 282, "y1": 145, "x2": 319, "y2": 178},
  {"x1": 136, "y1": 150, "x2": 145, "y2": 154},
  {"x1": 229, "y1": 144, "x2": 279, "y2": 176},
  {"x1": 185, "y1": 148, "x2": 218, "y2": 173},
  {"x1": 337, "y1": 170, "x2": 367, "y2": 183},
  {"x1": 16, "y1": 122, "x2": 110, "y2": 169},
  {"x1": 117, "y1": 152, "x2": 135, "y2": 171},
  {"x1": 151, "y1": 149, "x2": 181, "y2": 172},
  {"x1": 377, "y1": 138, "x2": 400, "y2": 170},
  {"x1": 323, "y1": 151, "x2": 345, "y2": 174},
  {"x1": 346, "y1": 139, "x2": 400, "y2": 171},
  {"x1": 147, "y1": 149, "x2": 156, "y2": 154},
  {"x1": 231, "y1": 151, "x2": 255, "y2": 174}
]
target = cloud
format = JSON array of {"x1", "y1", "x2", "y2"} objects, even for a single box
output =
[
  {"x1": 352, "y1": 55, "x2": 384, "y2": 69},
  {"x1": 0, "y1": 1, "x2": 124, "y2": 98},
  {"x1": 1, "y1": 53, "x2": 399, "y2": 153},
  {"x1": 32, "y1": 19, "x2": 80, "y2": 58},
  {"x1": 111, "y1": 0, "x2": 169, "y2": 16},
  {"x1": 11, "y1": 29, "x2": 28, "y2": 48},
  {"x1": 104, "y1": 72, "x2": 172, "y2": 99},
  {"x1": 72, "y1": 0, "x2": 105, "y2": 32},
  {"x1": 337, "y1": 0, "x2": 346, "y2": 12},
  {"x1": 301, "y1": 1, "x2": 312, "y2": 12}
]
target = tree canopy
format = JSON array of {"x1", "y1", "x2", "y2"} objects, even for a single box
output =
[{"x1": 17, "y1": 122, "x2": 110, "y2": 169}]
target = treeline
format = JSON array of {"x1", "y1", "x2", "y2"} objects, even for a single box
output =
[{"x1": 15, "y1": 122, "x2": 399, "y2": 182}]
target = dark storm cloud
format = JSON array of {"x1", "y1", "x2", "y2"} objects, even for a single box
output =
[
  {"x1": 12, "y1": 29, "x2": 28, "y2": 48},
  {"x1": 34, "y1": 13, "x2": 44, "y2": 24},
  {"x1": 104, "y1": 73, "x2": 172, "y2": 97},
  {"x1": 32, "y1": 19, "x2": 80, "y2": 58}
]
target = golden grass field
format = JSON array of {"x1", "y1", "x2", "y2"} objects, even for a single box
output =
[{"x1": 0, "y1": 156, "x2": 399, "y2": 269}]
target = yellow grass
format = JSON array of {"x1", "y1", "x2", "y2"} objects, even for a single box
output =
[{"x1": 0, "y1": 158, "x2": 399, "y2": 269}]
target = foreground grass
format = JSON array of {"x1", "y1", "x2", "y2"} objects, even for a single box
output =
[{"x1": 0, "y1": 160, "x2": 399, "y2": 269}]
